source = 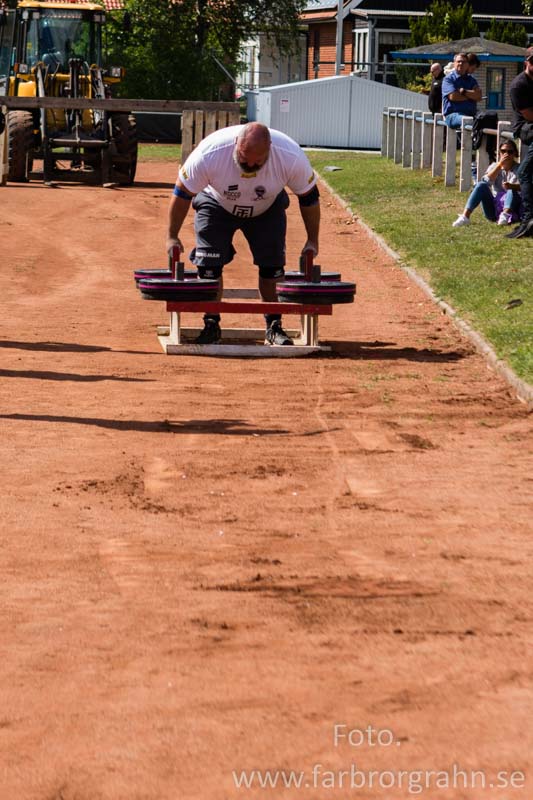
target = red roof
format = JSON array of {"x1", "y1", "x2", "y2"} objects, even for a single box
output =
[{"x1": 37, "y1": 0, "x2": 124, "y2": 8}]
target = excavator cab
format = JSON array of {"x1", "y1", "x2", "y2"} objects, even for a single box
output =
[{"x1": 0, "y1": 2, "x2": 137, "y2": 184}]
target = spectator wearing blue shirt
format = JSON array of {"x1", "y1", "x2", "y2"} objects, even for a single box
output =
[{"x1": 442, "y1": 53, "x2": 482, "y2": 129}]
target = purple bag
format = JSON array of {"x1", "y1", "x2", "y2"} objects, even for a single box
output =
[{"x1": 494, "y1": 190, "x2": 521, "y2": 223}]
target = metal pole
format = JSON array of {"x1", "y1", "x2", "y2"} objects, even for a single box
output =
[{"x1": 335, "y1": 0, "x2": 344, "y2": 76}]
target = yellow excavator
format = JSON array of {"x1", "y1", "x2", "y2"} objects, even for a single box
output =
[{"x1": 0, "y1": 0, "x2": 137, "y2": 183}]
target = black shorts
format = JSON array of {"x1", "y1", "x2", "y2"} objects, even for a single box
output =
[{"x1": 190, "y1": 190, "x2": 289, "y2": 278}]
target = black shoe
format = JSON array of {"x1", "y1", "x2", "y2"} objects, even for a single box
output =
[
  {"x1": 195, "y1": 319, "x2": 221, "y2": 344},
  {"x1": 506, "y1": 218, "x2": 533, "y2": 239},
  {"x1": 265, "y1": 319, "x2": 293, "y2": 346}
]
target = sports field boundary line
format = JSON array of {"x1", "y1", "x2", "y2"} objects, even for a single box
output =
[{"x1": 318, "y1": 176, "x2": 533, "y2": 410}]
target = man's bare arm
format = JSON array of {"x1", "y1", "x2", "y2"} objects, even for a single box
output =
[{"x1": 166, "y1": 179, "x2": 194, "y2": 253}]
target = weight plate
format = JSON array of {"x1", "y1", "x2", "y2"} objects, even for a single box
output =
[
  {"x1": 134, "y1": 268, "x2": 198, "y2": 285},
  {"x1": 284, "y1": 270, "x2": 342, "y2": 282},
  {"x1": 139, "y1": 277, "x2": 220, "y2": 302},
  {"x1": 276, "y1": 280, "x2": 356, "y2": 305}
]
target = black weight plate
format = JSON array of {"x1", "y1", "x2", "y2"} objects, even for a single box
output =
[
  {"x1": 276, "y1": 280, "x2": 356, "y2": 305},
  {"x1": 138, "y1": 277, "x2": 220, "y2": 302},
  {"x1": 134, "y1": 268, "x2": 198, "y2": 284},
  {"x1": 284, "y1": 270, "x2": 341, "y2": 282}
]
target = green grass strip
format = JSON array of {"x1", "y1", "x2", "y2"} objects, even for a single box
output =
[
  {"x1": 139, "y1": 143, "x2": 181, "y2": 162},
  {"x1": 308, "y1": 151, "x2": 533, "y2": 384}
]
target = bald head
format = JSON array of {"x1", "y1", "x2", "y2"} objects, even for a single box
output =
[
  {"x1": 430, "y1": 63, "x2": 443, "y2": 77},
  {"x1": 235, "y1": 122, "x2": 271, "y2": 173}
]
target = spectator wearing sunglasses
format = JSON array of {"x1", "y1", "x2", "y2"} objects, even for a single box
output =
[
  {"x1": 508, "y1": 47, "x2": 533, "y2": 238},
  {"x1": 442, "y1": 53, "x2": 482, "y2": 130},
  {"x1": 452, "y1": 140, "x2": 521, "y2": 228}
]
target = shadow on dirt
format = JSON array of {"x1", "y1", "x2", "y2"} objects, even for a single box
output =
[
  {"x1": 0, "y1": 340, "x2": 160, "y2": 356},
  {"x1": 0, "y1": 340, "x2": 111, "y2": 353},
  {"x1": 0, "y1": 369, "x2": 152, "y2": 382},
  {"x1": 328, "y1": 341, "x2": 470, "y2": 362},
  {"x1": 0, "y1": 414, "x2": 289, "y2": 435},
  {"x1": 128, "y1": 180, "x2": 175, "y2": 190}
]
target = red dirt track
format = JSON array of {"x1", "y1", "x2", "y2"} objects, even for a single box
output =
[{"x1": 1, "y1": 161, "x2": 532, "y2": 799}]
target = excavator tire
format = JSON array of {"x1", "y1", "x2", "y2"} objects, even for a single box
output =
[
  {"x1": 111, "y1": 113, "x2": 138, "y2": 185},
  {"x1": 7, "y1": 111, "x2": 34, "y2": 183}
]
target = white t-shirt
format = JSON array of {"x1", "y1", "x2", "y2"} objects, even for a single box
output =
[
  {"x1": 483, "y1": 163, "x2": 519, "y2": 196},
  {"x1": 178, "y1": 125, "x2": 317, "y2": 218}
]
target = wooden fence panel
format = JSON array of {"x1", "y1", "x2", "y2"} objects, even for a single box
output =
[
  {"x1": 181, "y1": 106, "x2": 241, "y2": 162},
  {"x1": 181, "y1": 110, "x2": 194, "y2": 163}
]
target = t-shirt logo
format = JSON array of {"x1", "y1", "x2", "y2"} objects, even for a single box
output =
[
  {"x1": 180, "y1": 167, "x2": 189, "y2": 180},
  {"x1": 253, "y1": 186, "x2": 266, "y2": 201},
  {"x1": 224, "y1": 184, "x2": 241, "y2": 200},
  {"x1": 233, "y1": 205, "x2": 253, "y2": 218}
]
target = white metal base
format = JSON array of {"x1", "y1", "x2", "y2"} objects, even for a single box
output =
[{"x1": 158, "y1": 338, "x2": 328, "y2": 357}]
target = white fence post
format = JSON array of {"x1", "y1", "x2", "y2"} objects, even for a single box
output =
[
  {"x1": 459, "y1": 115, "x2": 473, "y2": 192},
  {"x1": 497, "y1": 120, "x2": 514, "y2": 152},
  {"x1": 445, "y1": 122, "x2": 457, "y2": 186},
  {"x1": 381, "y1": 108, "x2": 388, "y2": 157},
  {"x1": 402, "y1": 109, "x2": 412, "y2": 167},
  {"x1": 422, "y1": 112, "x2": 433, "y2": 169},
  {"x1": 411, "y1": 110, "x2": 422, "y2": 169},
  {"x1": 386, "y1": 108, "x2": 396, "y2": 159},
  {"x1": 432, "y1": 114, "x2": 444, "y2": 177},
  {"x1": 394, "y1": 110, "x2": 404, "y2": 164},
  {"x1": 477, "y1": 135, "x2": 490, "y2": 177}
]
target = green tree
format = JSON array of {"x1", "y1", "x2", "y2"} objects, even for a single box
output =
[
  {"x1": 106, "y1": 0, "x2": 305, "y2": 100},
  {"x1": 408, "y1": 1, "x2": 477, "y2": 47},
  {"x1": 485, "y1": 19, "x2": 528, "y2": 47}
]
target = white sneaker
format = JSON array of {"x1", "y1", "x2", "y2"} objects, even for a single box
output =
[
  {"x1": 497, "y1": 211, "x2": 512, "y2": 226},
  {"x1": 452, "y1": 214, "x2": 470, "y2": 228}
]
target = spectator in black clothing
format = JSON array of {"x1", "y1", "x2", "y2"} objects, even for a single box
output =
[
  {"x1": 508, "y1": 45, "x2": 533, "y2": 239},
  {"x1": 428, "y1": 63, "x2": 444, "y2": 114}
]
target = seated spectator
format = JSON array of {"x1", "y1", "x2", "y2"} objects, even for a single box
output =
[
  {"x1": 442, "y1": 53, "x2": 482, "y2": 129},
  {"x1": 452, "y1": 140, "x2": 521, "y2": 227}
]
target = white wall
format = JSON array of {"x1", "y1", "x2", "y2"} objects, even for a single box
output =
[{"x1": 247, "y1": 73, "x2": 431, "y2": 149}]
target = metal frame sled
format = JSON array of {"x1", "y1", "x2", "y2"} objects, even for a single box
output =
[{"x1": 157, "y1": 288, "x2": 333, "y2": 358}]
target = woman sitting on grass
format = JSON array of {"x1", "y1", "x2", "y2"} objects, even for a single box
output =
[{"x1": 452, "y1": 140, "x2": 522, "y2": 228}]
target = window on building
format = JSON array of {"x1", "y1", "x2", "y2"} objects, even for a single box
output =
[
  {"x1": 354, "y1": 29, "x2": 368, "y2": 71},
  {"x1": 486, "y1": 67, "x2": 505, "y2": 110},
  {"x1": 376, "y1": 31, "x2": 410, "y2": 63}
]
